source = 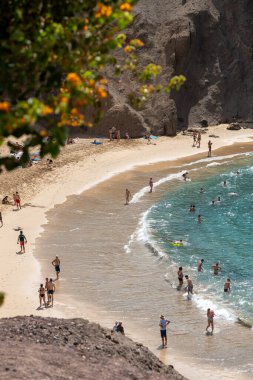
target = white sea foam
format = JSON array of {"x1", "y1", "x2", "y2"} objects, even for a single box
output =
[
  {"x1": 192, "y1": 294, "x2": 236, "y2": 322},
  {"x1": 130, "y1": 171, "x2": 184, "y2": 204},
  {"x1": 206, "y1": 162, "x2": 222, "y2": 167},
  {"x1": 124, "y1": 232, "x2": 136, "y2": 254}
]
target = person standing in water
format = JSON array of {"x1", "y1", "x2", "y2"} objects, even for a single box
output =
[
  {"x1": 159, "y1": 315, "x2": 170, "y2": 348},
  {"x1": 212, "y1": 262, "x2": 221, "y2": 275},
  {"x1": 17, "y1": 231, "x2": 27, "y2": 253},
  {"x1": 197, "y1": 214, "x2": 202, "y2": 223},
  {"x1": 224, "y1": 278, "x2": 231, "y2": 292},
  {"x1": 149, "y1": 178, "x2": 153, "y2": 193},
  {"x1": 197, "y1": 259, "x2": 204, "y2": 272},
  {"x1": 125, "y1": 188, "x2": 131, "y2": 205},
  {"x1": 206, "y1": 308, "x2": 215, "y2": 333},
  {"x1": 52, "y1": 256, "x2": 61, "y2": 280},
  {"x1": 177, "y1": 267, "x2": 184, "y2": 287},
  {"x1": 208, "y1": 140, "x2": 212, "y2": 157},
  {"x1": 185, "y1": 275, "x2": 193, "y2": 295}
]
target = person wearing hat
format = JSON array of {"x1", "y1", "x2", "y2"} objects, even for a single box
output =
[
  {"x1": 159, "y1": 315, "x2": 170, "y2": 348},
  {"x1": 52, "y1": 255, "x2": 61, "y2": 280}
]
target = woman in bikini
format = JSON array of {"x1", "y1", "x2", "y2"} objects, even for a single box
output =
[{"x1": 38, "y1": 284, "x2": 46, "y2": 307}]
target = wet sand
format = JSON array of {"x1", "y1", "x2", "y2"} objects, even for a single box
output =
[{"x1": 35, "y1": 142, "x2": 253, "y2": 380}]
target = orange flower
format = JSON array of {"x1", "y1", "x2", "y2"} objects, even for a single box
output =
[
  {"x1": 86, "y1": 122, "x2": 93, "y2": 128},
  {"x1": 40, "y1": 129, "x2": 48, "y2": 137},
  {"x1": 0, "y1": 101, "x2": 10, "y2": 112},
  {"x1": 60, "y1": 96, "x2": 69, "y2": 104},
  {"x1": 120, "y1": 3, "x2": 132, "y2": 11},
  {"x1": 83, "y1": 25, "x2": 89, "y2": 31},
  {"x1": 88, "y1": 79, "x2": 95, "y2": 87},
  {"x1": 95, "y1": 2, "x2": 112, "y2": 18},
  {"x1": 130, "y1": 39, "x2": 144, "y2": 47},
  {"x1": 96, "y1": 87, "x2": 108, "y2": 99},
  {"x1": 66, "y1": 73, "x2": 82, "y2": 86},
  {"x1": 41, "y1": 105, "x2": 53, "y2": 115},
  {"x1": 100, "y1": 78, "x2": 108, "y2": 85},
  {"x1": 124, "y1": 45, "x2": 133, "y2": 53},
  {"x1": 71, "y1": 108, "x2": 79, "y2": 116}
]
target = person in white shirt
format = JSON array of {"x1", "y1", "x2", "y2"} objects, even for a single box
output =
[{"x1": 159, "y1": 315, "x2": 170, "y2": 348}]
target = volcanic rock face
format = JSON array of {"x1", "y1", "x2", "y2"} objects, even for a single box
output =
[
  {"x1": 0, "y1": 316, "x2": 187, "y2": 380},
  {"x1": 90, "y1": 0, "x2": 253, "y2": 137}
]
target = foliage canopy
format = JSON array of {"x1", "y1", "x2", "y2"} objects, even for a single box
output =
[{"x1": 0, "y1": 0, "x2": 185, "y2": 170}]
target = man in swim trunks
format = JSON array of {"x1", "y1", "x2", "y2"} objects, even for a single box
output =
[
  {"x1": 185, "y1": 275, "x2": 193, "y2": 295},
  {"x1": 15, "y1": 192, "x2": 21, "y2": 210},
  {"x1": 197, "y1": 259, "x2": 204, "y2": 272},
  {"x1": 47, "y1": 278, "x2": 55, "y2": 306},
  {"x1": 159, "y1": 315, "x2": 170, "y2": 348},
  {"x1": 206, "y1": 308, "x2": 215, "y2": 333},
  {"x1": 149, "y1": 178, "x2": 153, "y2": 193},
  {"x1": 197, "y1": 214, "x2": 202, "y2": 223},
  {"x1": 224, "y1": 278, "x2": 231, "y2": 292},
  {"x1": 52, "y1": 255, "x2": 61, "y2": 280},
  {"x1": 177, "y1": 267, "x2": 184, "y2": 287},
  {"x1": 212, "y1": 263, "x2": 221, "y2": 275},
  {"x1": 17, "y1": 231, "x2": 27, "y2": 253}
]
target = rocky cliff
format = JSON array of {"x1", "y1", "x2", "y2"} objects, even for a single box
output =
[
  {"x1": 88, "y1": 0, "x2": 253, "y2": 137},
  {"x1": 0, "y1": 316, "x2": 187, "y2": 380}
]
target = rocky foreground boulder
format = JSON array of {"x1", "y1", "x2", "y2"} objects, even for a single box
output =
[
  {"x1": 87, "y1": 0, "x2": 253, "y2": 137},
  {"x1": 0, "y1": 316, "x2": 187, "y2": 380}
]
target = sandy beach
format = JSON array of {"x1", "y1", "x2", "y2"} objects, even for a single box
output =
[{"x1": 1, "y1": 124, "x2": 253, "y2": 379}]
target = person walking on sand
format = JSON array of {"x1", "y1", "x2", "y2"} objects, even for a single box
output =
[
  {"x1": 224, "y1": 278, "x2": 231, "y2": 292},
  {"x1": 208, "y1": 140, "x2": 212, "y2": 157},
  {"x1": 198, "y1": 259, "x2": 204, "y2": 272},
  {"x1": 38, "y1": 284, "x2": 46, "y2": 307},
  {"x1": 52, "y1": 255, "x2": 61, "y2": 280},
  {"x1": 159, "y1": 315, "x2": 170, "y2": 348},
  {"x1": 125, "y1": 188, "x2": 131, "y2": 205},
  {"x1": 197, "y1": 131, "x2": 201, "y2": 148},
  {"x1": 206, "y1": 308, "x2": 215, "y2": 333},
  {"x1": 17, "y1": 231, "x2": 27, "y2": 253},
  {"x1": 47, "y1": 278, "x2": 55, "y2": 306},
  {"x1": 212, "y1": 262, "x2": 221, "y2": 275},
  {"x1": 15, "y1": 192, "x2": 21, "y2": 210},
  {"x1": 149, "y1": 178, "x2": 154, "y2": 193},
  {"x1": 177, "y1": 266, "x2": 184, "y2": 287},
  {"x1": 0, "y1": 211, "x2": 3, "y2": 227},
  {"x1": 192, "y1": 130, "x2": 197, "y2": 147}
]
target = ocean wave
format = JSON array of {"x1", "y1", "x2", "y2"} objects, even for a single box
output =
[
  {"x1": 206, "y1": 162, "x2": 223, "y2": 167},
  {"x1": 130, "y1": 172, "x2": 183, "y2": 204}
]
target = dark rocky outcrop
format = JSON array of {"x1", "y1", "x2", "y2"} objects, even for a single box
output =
[
  {"x1": 89, "y1": 0, "x2": 253, "y2": 137},
  {"x1": 0, "y1": 316, "x2": 187, "y2": 380}
]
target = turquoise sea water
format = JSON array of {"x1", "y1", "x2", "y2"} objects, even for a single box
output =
[{"x1": 146, "y1": 155, "x2": 253, "y2": 323}]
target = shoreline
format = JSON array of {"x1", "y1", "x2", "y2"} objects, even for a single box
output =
[{"x1": 1, "y1": 125, "x2": 253, "y2": 379}]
